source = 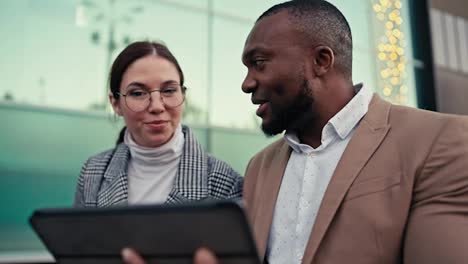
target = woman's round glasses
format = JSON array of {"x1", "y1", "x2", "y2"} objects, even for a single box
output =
[{"x1": 117, "y1": 85, "x2": 186, "y2": 112}]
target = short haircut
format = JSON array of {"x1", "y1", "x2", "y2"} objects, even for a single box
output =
[{"x1": 257, "y1": 0, "x2": 353, "y2": 79}]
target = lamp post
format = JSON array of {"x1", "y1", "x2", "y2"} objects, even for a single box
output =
[{"x1": 77, "y1": 0, "x2": 143, "y2": 110}]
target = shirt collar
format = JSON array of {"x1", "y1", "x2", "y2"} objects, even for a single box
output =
[
  {"x1": 329, "y1": 83, "x2": 372, "y2": 140},
  {"x1": 284, "y1": 83, "x2": 372, "y2": 153}
]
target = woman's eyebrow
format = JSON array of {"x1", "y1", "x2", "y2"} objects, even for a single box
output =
[
  {"x1": 125, "y1": 80, "x2": 180, "y2": 90},
  {"x1": 160, "y1": 80, "x2": 180, "y2": 86},
  {"x1": 126, "y1": 82, "x2": 147, "y2": 89}
]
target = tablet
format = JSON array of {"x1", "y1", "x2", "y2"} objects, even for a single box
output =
[{"x1": 29, "y1": 201, "x2": 260, "y2": 264}]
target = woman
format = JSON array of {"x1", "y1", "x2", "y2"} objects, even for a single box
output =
[{"x1": 74, "y1": 41, "x2": 242, "y2": 207}]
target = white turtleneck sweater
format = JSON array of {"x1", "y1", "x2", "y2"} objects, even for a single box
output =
[{"x1": 124, "y1": 125, "x2": 184, "y2": 204}]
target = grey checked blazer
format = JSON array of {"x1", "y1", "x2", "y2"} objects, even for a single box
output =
[{"x1": 74, "y1": 125, "x2": 243, "y2": 207}]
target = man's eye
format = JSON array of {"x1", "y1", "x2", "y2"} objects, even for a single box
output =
[
  {"x1": 128, "y1": 90, "x2": 147, "y2": 97},
  {"x1": 253, "y1": 59, "x2": 265, "y2": 68}
]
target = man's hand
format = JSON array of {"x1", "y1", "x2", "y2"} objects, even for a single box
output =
[{"x1": 122, "y1": 247, "x2": 219, "y2": 264}]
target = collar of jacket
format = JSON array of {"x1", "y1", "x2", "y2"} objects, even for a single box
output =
[{"x1": 97, "y1": 125, "x2": 209, "y2": 207}]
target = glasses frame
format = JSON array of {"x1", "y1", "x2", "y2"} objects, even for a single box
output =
[{"x1": 117, "y1": 86, "x2": 187, "y2": 112}]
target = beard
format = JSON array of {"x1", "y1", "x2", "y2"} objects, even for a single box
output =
[{"x1": 261, "y1": 78, "x2": 315, "y2": 136}]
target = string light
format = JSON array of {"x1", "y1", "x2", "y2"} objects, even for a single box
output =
[{"x1": 372, "y1": 0, "x2": 408, "y2": 105}]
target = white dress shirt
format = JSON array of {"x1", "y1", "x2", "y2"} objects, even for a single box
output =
[{"x1": 266, "y1": 84, "x2": 373, "y2": 264}]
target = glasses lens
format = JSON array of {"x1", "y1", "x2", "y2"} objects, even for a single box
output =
[
  {"x1": 125, "y1": 86, "x2": 185, "y2": 112},
  {"x1": 161, "y1": 86, "x2": 185, "y2": 108},
  {"x1": 125, "y1": 90, "x2": 150, "y2": 112}
]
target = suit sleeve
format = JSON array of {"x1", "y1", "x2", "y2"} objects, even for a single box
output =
[
  {"x1": 73, "y1": 159, "x2": 89, "y2": 207},
  {"x1": 404, "y1": 117, "x2": 468, "y2": 263},
  {"x1": 242, "y1": 157, "x2": 255, "y2": 212}
]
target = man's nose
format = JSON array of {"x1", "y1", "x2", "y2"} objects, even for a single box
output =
[{"x1": 241, "y1": 71, "x2": 257, "y2": 94}]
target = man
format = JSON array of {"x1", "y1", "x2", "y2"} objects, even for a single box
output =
[{"x1": 124, "y1": 0, "x2": 468, "y2": 263}]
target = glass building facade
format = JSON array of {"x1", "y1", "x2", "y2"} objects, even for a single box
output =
[{"x1": 0, "y1": 0, "x2": 419, "y2": 259}]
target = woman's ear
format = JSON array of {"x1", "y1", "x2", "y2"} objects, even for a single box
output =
[
  {"x1": 312, "y1": 45, "x2": 335, "y2": 77},
  {"x1": 109, "y1": 93, "x2": 122, "y2": 116}
]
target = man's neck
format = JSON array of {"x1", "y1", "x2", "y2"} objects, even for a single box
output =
[
  {"x1": 297, "y1": 125, "x2": 325, "y2": 149},
  {"x1": 297, "y1": 81, "x2": 356, "y2": 148}
]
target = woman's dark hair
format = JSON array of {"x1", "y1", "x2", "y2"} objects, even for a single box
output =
[{"x1": 111, "y1": 41, "x2": 185, "y2": 144}]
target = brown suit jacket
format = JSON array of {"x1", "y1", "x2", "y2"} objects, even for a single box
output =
[{"x1": 244, "y1": 95, "x2": 468, "y2": 264}]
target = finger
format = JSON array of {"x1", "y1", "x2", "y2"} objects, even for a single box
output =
[
  {"x1": 122, "y1": 248, "x2": 147, "y2": 264},
  {"x1": 194, "y1": 248, "x2": 219, "y2": 264}
]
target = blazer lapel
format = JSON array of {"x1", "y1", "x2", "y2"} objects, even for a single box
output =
[
  {"x1": 253, "y1": 141, "x2": 292, "y2": 261},
  {"x1": 302, "y1": 95, "x2": 392, "y2": 263},
  {"x1": 166, "y1": 125, "x2": 209, "y2": 203},
  {"x1": 97, "y1": 144, "x2": 130, "y2": 207}
]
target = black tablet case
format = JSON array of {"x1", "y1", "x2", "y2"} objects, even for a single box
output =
[{"x1": 30, "y1": 201, "x2": 260, "y2": 264}]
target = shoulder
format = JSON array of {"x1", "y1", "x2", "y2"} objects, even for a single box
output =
[
  {"x1": 390, "y1": 104, "x2": 460, "y2": 122},
  {"x1": 248, "y1": 137, "x2": 288, "y2": 166},
  {"x1": 81, "y1": 148, "x2": 116, "y2": 171},
  {"x1": 243, "y1": 138, "x2": 287, "y2": 187},
  {"x1": 206, "y1": 154, "x2": 243, "y2": 184},
  {"x1": 76, "y1": 144, "x2": 129, "y2": 204},
  {"x1": 242, "y1": 137, "x2": 289, "y2": 212},
  {"x1": 75, "y1": 146, "x2": 119, "y2": 207},
  {"x1": 79, "y1": 144, "x2": 128, "y2": 179},
  {"x1": 206, "y1": 154, "x2": 242, "y2": 179},
  {"x1": 367, "y1": 94, "x2": 466, "y2": 134},
  {"x1": 206, "y1": 154, "x2": 243, "y2": 199},
  {"x1": 388, "y1": 104, "x2": 468, "y2": 138}
]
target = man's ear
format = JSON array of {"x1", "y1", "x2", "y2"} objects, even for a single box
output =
[
  {"x1": 312, "y1": 45, "x2": 335, "y2": 77},
  {"x1": 109, "y1": 93, "x2": 123, "y2": 116}
]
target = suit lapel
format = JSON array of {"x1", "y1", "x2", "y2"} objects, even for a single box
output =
[
  {"x1": 97, "y1": 144, "x2": 130, "y2": 207},
  {"x1": 301, "y1": 95, "x2": 392, "y2": 263},
  {"x1": 254, "y1": 141, "x2": 292, "y2": 261}
]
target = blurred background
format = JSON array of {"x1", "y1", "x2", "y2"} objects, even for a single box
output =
[{"x1": 0, "y1": 0, "x2": 466, "y2": 261}]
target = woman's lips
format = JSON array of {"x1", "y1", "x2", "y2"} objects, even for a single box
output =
[{"x1": 145, "y1": 120, "x2": 168, "y2": 130}]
